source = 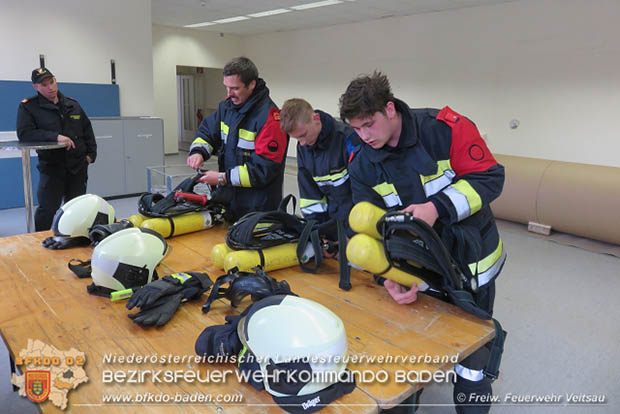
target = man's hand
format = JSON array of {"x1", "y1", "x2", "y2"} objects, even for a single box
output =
[
  {"x1": 198, "y1": 170, "x2": 220, "y2": 186},
  {"x1": 57, "y1": 134, "x2": 75, "y2": 150},
  {"x1": 401, "y1": 201, "x2": 439, "y2": 227},
  {"x1": 384, "y1": 279, "x2": 419, "y2": 304},
  {"x1": 86, "y1": 155, "x2": 93, "y2": 163},
  {"x1": 187, "y1": 153, "x2": 204, "y2": 169}
]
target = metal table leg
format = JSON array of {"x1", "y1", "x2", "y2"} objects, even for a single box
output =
[{"x1": 21, "y1": 148, "x2": 35, "y2": 233}]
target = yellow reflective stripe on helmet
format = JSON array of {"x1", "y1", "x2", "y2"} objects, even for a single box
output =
[
  {"x1": 372, "y1": 182, "x2": 402, "y2": 208},
  {"x1": 469, "y1": 239, "x2": 506, "y2": 287},
  {"x1": 238, "y1": 129, "x2": 257, "y2": 142},
  {"x1": 420, "y1": 160, "x2": 455, "y2": 197},
  {"x1": 300, "y1": 197, "x2": 328, "y2": 214},
  {"x1": 313, "y1": 169, "x2": 349, "y2": 187},
  {"x1": 443, "y1": 180, "x2": 482, "y2": 221}
]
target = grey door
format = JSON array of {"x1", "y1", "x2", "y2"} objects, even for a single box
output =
[{"x1": 124, "y1": 119, "x2": 164, "y2": 194}]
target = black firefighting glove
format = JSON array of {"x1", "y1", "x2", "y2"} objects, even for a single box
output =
[
  {"x1": 88, "y1": 219, "x2": 133, "y2": 245},
  {"x1": 42, "y1": 236, "x2": 90, "y2": 250},
  {"x1": 128, "y1": 293, "x2": 184, "y2": 326},
  {"x1": 127, "y1": 272, "x2": 213, "y2": 326}
]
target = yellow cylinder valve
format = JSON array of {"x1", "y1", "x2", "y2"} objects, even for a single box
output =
[
  {"x1": 349, "y1": 201, "x2": 387, "y2": 240},
  {"x1": 346, "y1": 233, "x2": 429, "y2": 290},
  {"x1": 141, "y1": 211, "x2": 213, "y2": 238}
]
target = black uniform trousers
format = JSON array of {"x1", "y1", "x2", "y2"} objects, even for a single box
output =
[
  {"x1": 35, "y1": 165, "x2": 88, "y2": 231},
  {"x1": 381, "y1": 280, "x2": 497, "y2": 414}
]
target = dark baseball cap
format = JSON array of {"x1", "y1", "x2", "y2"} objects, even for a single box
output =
[{"x1": 31, "y1": 68, "x2": 54, "y2": 84}]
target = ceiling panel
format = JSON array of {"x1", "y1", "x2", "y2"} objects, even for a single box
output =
[{"x1": 152, "y1": 0, "x2": 520, "y2": 35}]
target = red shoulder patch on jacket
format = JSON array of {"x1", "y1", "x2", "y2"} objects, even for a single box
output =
[
  {"x1": 436, "y1": 106, "x2": 460, "y2": 124},
  {"x1": 65, "y1": 96, "x2": 77, "y2": 102},
  {"x1": 21, "y1": 98, "x2": 29, "y2": 104},
  {"x1": 255, "y1": 108, "x2": 288, "y2": 163},
  {"x1": 437, "y1": 106, "x2": 497, "y2": 176}
]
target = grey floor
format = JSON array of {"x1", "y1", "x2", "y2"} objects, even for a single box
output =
[{"x1": 1, "y1": 152, "x2": 618, "y2": 413}]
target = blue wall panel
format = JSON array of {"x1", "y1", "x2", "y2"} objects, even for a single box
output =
[
  {"x1": 0, "y1": 156, "x2": 40, "y2": 209},
  {"x1": 0, "y1": 80, "x2": 120, "y2": 130},
  {"x1": 0, "y1": 80, "x2": 119, "y2": 209}
]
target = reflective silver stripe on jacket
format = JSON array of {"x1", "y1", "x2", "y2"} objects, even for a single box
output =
[{"x1": 455, "y1": 364, "x2": 484, "y2": 381}]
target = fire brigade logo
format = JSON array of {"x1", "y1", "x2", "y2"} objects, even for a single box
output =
[
  {"x1": 25, "y1": 370, "x2": 51, "y2": 403},
  {"x1": 267, "y1": 140, "x2": 279, "y2": 152},
  {"x1": 12, "y1": 339, "x2": 88, "y2": 410}
]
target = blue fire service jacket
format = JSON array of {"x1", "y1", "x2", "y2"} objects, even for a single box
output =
[
  {"x1": 189, "y1": 79, "x2": 289, "y2": 220},
  {"x1": 297, "y1": 111, "x2": 359, "y2": 238},
  {"x1": 17, "y1": 91, "x2": 96, "y2": 174},
  {"x1": 349, "y1": 100, "x2": 506, "y2": 287}
]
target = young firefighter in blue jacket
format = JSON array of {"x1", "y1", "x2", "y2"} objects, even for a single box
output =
[
  {"x1": 186, "y1": 57, "x2": 288, "y2": 220},
  {"x1": 279, "y1": 98, "x2": 359, "y2": 251},
  {"x1": 339, "y1": 72, "x2": 506, "y2": 414}
]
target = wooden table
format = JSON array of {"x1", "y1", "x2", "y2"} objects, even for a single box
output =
[{"x1": 0, "y1": 228, "x2": 495, "y2": 413}]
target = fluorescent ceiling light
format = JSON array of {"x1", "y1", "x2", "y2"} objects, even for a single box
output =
[
  {"x1": 212, "y1": 16, "x2": 250, "y2": 24},
  {"x1": 247, "y1": 8, "x2": 292, "y2": 18},
  {"x1": 291, "y1": 0, "x2": 343, "y2": 11},
  {"x1": 184, "y1": 21, "x2": 217, "y2": 28}
]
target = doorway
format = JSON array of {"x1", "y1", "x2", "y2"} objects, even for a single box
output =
[{"x1": 176, "y1": 66, "x2": 226, "y2": 152}]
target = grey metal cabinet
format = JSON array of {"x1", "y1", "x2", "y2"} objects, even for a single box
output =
[
  {"x1": 87, "y1": 117, "x2": 164, "y2": 197},
  {"x1": 88, "y1": 119, "x2": 124, "y2": 197}
]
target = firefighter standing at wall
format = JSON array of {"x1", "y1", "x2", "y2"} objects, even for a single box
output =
[{"x1": 17, "y1": 68, "x2": 97, "y2": 231}]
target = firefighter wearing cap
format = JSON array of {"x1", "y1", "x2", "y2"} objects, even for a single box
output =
[
  {"x1": 340, "y1": 72, "x2": 506, "y2": 413},
  {"x1": 17, "y1": 68, "x2": 97, "y2": 231},
  {"x1": 186, "y1": 57, "x2": 289, "y2": 221}
]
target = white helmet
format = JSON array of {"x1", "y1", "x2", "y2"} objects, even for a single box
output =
[
  {"x1": 237, "y1": 295, "x2": 355, "y2": 412},
  {"x1": 90, "y1": 227, "x2": 168, "y2": 293},
  {"x1": 52, "y1": 194, "x2": 115, "y2": 238}
]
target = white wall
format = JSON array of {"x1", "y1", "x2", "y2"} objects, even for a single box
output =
[
  {"x1": 0, "y1": 0, "x2": 153, "y2": 117},
  {"x1": 242, "y1": 0, "x2": 620, "y2": 168},
  {"x1": 152, "y1": 25, "x2": 243, "y2": 154}
]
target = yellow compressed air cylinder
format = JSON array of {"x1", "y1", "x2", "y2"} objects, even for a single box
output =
[
  {"x1": 127, "y1": 213, "x2": 149, "y2": 227},
  {"x1": 346, "y1": 233, "x2": 429, "y2": 290},
  {"x1": 223, "y1": 243, "x2": 301, "y2": 273},
  {"x1": 349, "y1": 201, "x2": 387, "y2": 240},
  {"x1": 211, "y1": 243, "x2": 234, "y2": 269},
  {"x1": 141, "y1": 211, "x2": 213, "y2": 238}
]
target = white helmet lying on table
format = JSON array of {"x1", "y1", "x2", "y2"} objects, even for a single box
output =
[
  {"x1": 87, "y1": 227, "x2": 168, "y2": 296},
  {"x1": 43, "y1": 194, "x2": 115, "y2": 249},
  {"x1": 237, "y1": 295, "x2": 355, "y2": 413}
]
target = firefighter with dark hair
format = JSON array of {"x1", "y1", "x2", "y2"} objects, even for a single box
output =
[
  {"x1": 187, "y1": 57, "x2": 289, "y2": 221},
  {"x1": 340, "y1": 71, "x2": 506, "y2": 414}
]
